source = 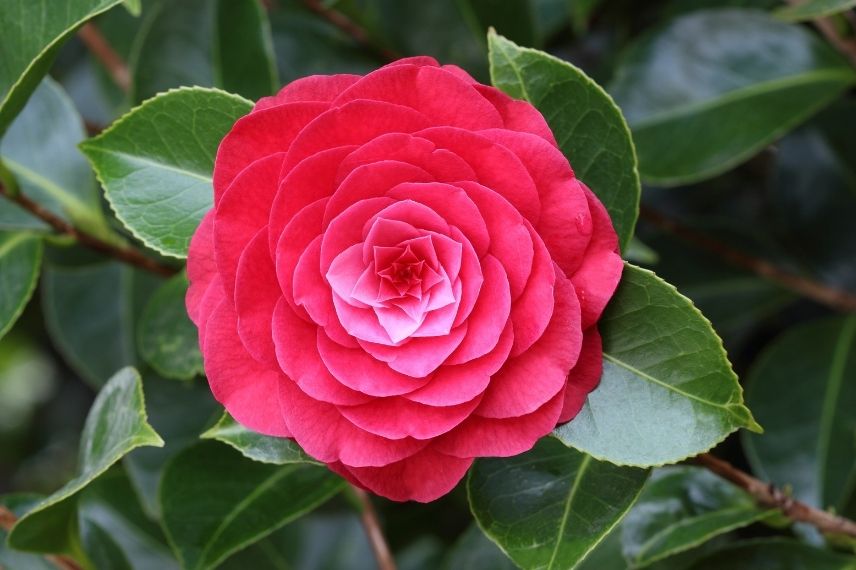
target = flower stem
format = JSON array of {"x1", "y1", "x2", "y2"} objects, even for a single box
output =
[{"x1": 350, "y1": 485, "x2": 397, "y2": 570}]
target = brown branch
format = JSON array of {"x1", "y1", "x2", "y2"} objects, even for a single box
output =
[
  {"x1": 785, "y1": 0, "x2": 856, "y2": 67},
  {"x1": 696, "y1": 453, "x2": 856, "y2": 538},
  {"x1": 640, "y1": 205, "x2": 856, "y2": 313},
  {"x1": 350, "y1": 486, "x2": 397, "y2": 570},
  {"x1": 77, "y1": 22, "x2": 131, "y2": 93},
  {"x1": 298, "y1": 0, "x2": 401, "y2": 62},
  {"x1": 0, "y1": 184, "x2": 178, "y2": 277},
  {"x1": 0, "y1": 506, "x2": 83, "y2": 570}
]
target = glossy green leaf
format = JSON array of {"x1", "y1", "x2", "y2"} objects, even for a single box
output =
[
  {"x1": 610, "y1": 9, "x2": 856, "y2": 186},
  {"x1": 1, "y1": 79, "x2": 114, "y2": 240},
  {"x1": 774, "y1": 0, "x2": 856, "y2": 21},
  {"x1": 621, "y1": 467, "x2": 776, "y2": 568},
  {"x1": 80, "y1": 87, "x2": 252, "y2": 258},
  {"x1": 79, "y1": 466, "x2": 178, "y2": 570},
  {"x1": 137, "y1": 272, "x2": 202, "y2": 380},
  {"x1": 488, "y1": 30, "x2": 640, "y2": 251},
  {"x1": 687, "y1": 539, "x2": 856, "y2": 570},
  {"x1": 742, "y1": 316, "x2": 856, "y2": 516},
  {"x1": 42, "y1": 262, "x2": 140, "y2": 387},
  {"x1": 214, "y1": 0, "x2": 278, "y2": 100},
  {"x1": 0, "y1": 232, "x2": 42, "y2": 340},
  {"x1": 0, "y1": 0, "x2": 123, "y2": 135},
  {"x1": 7, "y1": 368, "x2": 163, "y2": 559},
  {"x1": 160, "y1": 442, "x2": 344, "y2": 570},
  {"x1": 123, "y1": 0, "x2": 141, "y2": 16},
  {"x1": 468, "y1": 437, "x2": 648, "y2": 570},
  {"x1": 124, "y1": 375, "x2": 220, "y2": 518},
  {"x1": 201, "y1": 413, "x2": 316, "y2": 465},
  {"x1": 442, "y1": 524, "x2": 517, "y2": 570},
  {"x1": 554, "y1": 264, "x2": 760, "y2": 466}
]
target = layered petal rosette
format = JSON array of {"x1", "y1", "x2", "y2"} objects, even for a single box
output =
[{"x1": 186, "y1": 57, "x2": 623, "y2": 502}]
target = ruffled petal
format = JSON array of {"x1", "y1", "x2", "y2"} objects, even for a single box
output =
[
  {"x1": 559, "y1": 326, "x2": 603, "y2": 423},
  {"x1": 235, "y1": 228, "x2": 280, "y2": 366}
]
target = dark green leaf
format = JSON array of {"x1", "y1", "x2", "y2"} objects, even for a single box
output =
[
  {"x1": 554, "y1": 264, "x2": 760, "y2": 466},
  {"x1": 0, "y1": 495, "x2": 54, "y2": 570},
  {"x1": 742, "y1": 316, "x2": 856, "y2": 516},
  {"x1": 610, "y1": 9, "x2": 856, "y2": 185},
  {"x1": 458, "y1": 0, "x2": 537, "y2": 47},
  {"x1": 467, "y1": 437, "x2": 648, "y2": 570},
  {"x1": 7, "y1": 368, "x2": 163, "y2": 559},
  {"x1": 124, "y1": 375, "x2": 220, "y2": 518},
  {"x1": 160, "y1": 442, "x2": 344, "y2": 570},
  {"x1": 621, "y1": 467, "x2": 776, "y2": 568},
  {"x1": 687, "y1": 539, "x2": 856, "y2": 570},
  {"x1": 80, "y1": 87, "x2": 252, "y2": 258},
  {"x1": 0, "y1": 79, "x2": 114, "y2": 239},
  {"x1": 488, "y1": 30, "x2": 640, "y2": 251},
  {"x1": 442, "y1": 524, "x2": 517, "y2": 570},
  {"x1": 774, "y1": 0, "x2": 856, "y2": 21},
  {"x1": 570, "y1": 0, "x2": 603, "y2": 34},
  {"x1": 137, "y1": 272, "x2": 202, "y2": 380},
  {"x1": 201, "y1": 413, "x2": 316, "y2": 465},
  {"x1": 214, "y1": 0, "x2": 278, "y2": 100},
  {"x1": 0, "y1": 232, "x2": 42, "y2": 340},
  {"x1": 42, "y1": 262, "x2": 138, "y2": 387},
  {"x1": 79, "y1": 466, "x2": 179, "y2": 570},
  {"x1": 0, "y1": 0, "x2": 123, "y2": 135}
]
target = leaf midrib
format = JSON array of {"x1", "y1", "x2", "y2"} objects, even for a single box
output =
[
  {"x1": 545, "y1": 454, "x2": 591, "y2": 570},
  {"x1": 82, "y1": 145, "x2": 213, "y2": 183},
  {"x1": 630, "y1": 68, "x2": 855, "y2": 131},
  {"x1": 193, "y1": 465, "x2": 297, "y2": 569}
]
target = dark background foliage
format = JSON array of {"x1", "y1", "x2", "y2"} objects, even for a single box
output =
[{"x1": 1, "y1": 0, "x2": 855, "y2": 568}]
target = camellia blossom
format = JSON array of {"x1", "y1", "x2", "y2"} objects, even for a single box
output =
[{"x1": 186, "y1": 56, "x2": 622, "y2": 502}]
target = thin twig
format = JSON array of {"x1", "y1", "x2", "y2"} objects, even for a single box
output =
[
  {"x1": 696, "y1": 453, "x2": 856, "y2": 538},
  {"x1": 350, "y1": 486, "x2": 397, "y2": 570},
  {"x1": 785, "y1": 0, "x2": 856, "y2": 67},
  {"x1": 77, "y1": 22, "x2": 131, "y2": 93},
  {"x1": 640, "y1": 205, "x2": 856, "y2": 313},
  {"x1": 298, "y1": 0, "x2": 401, "y2": 62},
  {"x1": 0, "y1": 507, "x2": 83, "y2": 570},
  {"x1": 0, "y1": 184, "x2": 178, "y2": 277}
]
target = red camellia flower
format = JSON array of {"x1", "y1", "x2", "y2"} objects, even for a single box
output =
[{"x1": 186, "y1": 57, "x2": 622, "y2": 502}]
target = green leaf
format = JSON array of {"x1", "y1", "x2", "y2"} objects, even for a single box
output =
[
  {"x1": 467, "y1": 437, "x2": 648, "y2": 570},
  {"x1": 160, "y1": 441, "x2": 344, "y2": 570},
  {"x1": 774, "y1": 0, "x2": 856, "y2": 21},
  {"x1": 123, "y1": 0, "x2": 142, "y2": 16},
  {"x1": 687, "y1": 539, "x2": 856, "y2": 570},
  {"x1": 124, "y1": 375, "x2": 220, "y2": 518},
  {"x1": 201, "y1": 413, "x2": 316, "y2": 465},
  {"x1": 609, "y1": 9, "x2": 856, "y2": 186},
  {"x1": 488, "y1": 30, "x2": 641, "y2": 252},
  {"x1": 742, "y1": 316, "x2": 856, "y2": 516},
  {"x1": 0, "y1": 232, "x2": 42, "y2": 340},
  {"x1": 621, "y1": 467, "x2": 776, "y2": 568},
  {"x1": 42, "y1": 262, "x2": 141, "y2": 387},
  {"x1": 79, "y1": 466, "x2": 179, "y2": 570},
  {"x1": 0, "y1": 495, "x2": 54, "y2": 570},
  {"x1": 214, "y1": 0, "x2": 279, "y2": 101},
  {"x1": 137, "y1": 272, "x2": 203, "y2": 380},
  {"x1": 554, "y1": 263, "x2": 760, "y2": 466},
  {"x1": 0, "y1": 0, "x2": 123, "y2": 135},
  {"x1": 1, "y1": 79, "x2": 114, "y2": 240},
  {"x1": 80, "y1": 87, "x2": 252, "y2": 258},
  {"x1": 7, "y1": 368, "x2": 163, "y2": 560},
  {"x1": 442, "y1": 524, "x2": 517, "y2": 570}
]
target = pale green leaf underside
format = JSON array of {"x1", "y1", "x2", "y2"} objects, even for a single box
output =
[
  {"x1": 774, "y1": 0, "x2": 856, "y2": 22},
  {"x1": 468, "y1": 438, "x2": 648, "y2": 570},
  {"x1": 487, "y1": 30, "x2": 640, "y2": 252},
  {"x1": 0, "y1": 232, "x2": 42, "y2": 340},
  {"x1": 201, "y1": 413, "x2": 317, "y2": 465},
  {"x1": 160, "y1": 442, "x2": 343, "y2": 570},
  {"x1": 554, "y1": 264, "x2": 760, "y2": 467},
  {"x1": 8, "y1": 368, "x2": 163, "y2": 556},
  {"x1": 80, "y1": 87, "x2": 252, "y2": 258}
]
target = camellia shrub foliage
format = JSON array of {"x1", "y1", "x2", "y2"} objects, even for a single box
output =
[{"x1": 1, "y1": 0, "x2": 856, "y2": 568}]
